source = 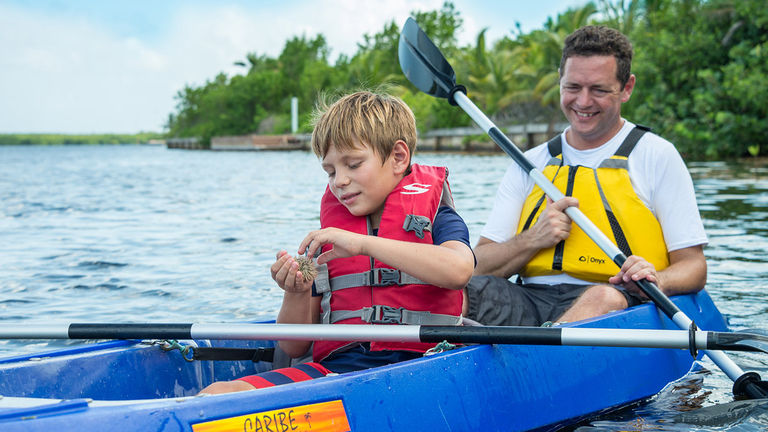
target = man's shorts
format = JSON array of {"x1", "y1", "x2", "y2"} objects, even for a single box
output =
[{"x1": 464, "y1": 275, "x2": 646, "y2": 326}]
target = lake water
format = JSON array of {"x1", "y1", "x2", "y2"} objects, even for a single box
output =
[{"x1": 1, "y1": 145, "x2": 767, "y2": 430}]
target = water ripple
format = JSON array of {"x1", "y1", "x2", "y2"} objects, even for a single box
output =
[{"x1": 1, "y1": 145, "x2": 767, "y2": 430}]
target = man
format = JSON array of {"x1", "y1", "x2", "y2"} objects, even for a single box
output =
[{"x1": 463, "y1": 26, "x2": 707, "y2": 326}]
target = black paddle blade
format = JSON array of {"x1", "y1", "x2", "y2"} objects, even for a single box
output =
[
  {"x1": 711, "y1": 329, "x2": 768, "y2": 354},
  {"x1": 674, "y1": 399, "x2": 768, "y2": 427},
  {"x1": 398, "y1": 17, "x2": 457, "y2": 99},
  {"x1": 733, "y1": 329, "x2": 768, "y2": 354}
]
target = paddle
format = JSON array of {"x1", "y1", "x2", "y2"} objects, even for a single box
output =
[
  {"x1": 0, "y1": 322, "x2": 767, "y2": 353},
  {"x1": 398, "y1": 17, "x2": 768, "y2": 399}
]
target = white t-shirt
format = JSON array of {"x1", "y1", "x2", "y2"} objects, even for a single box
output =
[{"x1": 481, "y1": 120, "x2": 708, "y2": 285}]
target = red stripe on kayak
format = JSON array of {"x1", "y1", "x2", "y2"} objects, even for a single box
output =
[
  {"x1": 236, "y1": 374, "x2": 275, "y2": 389},
  {"x1": 296, "y1": 362, "x2": 332, "y2": 378},
  {"x1": 277, "y1": 366, "x2": 314, "y2": 382},
  {"x1": 236, "y1": 362, "x2": 332, "y2": 389}
]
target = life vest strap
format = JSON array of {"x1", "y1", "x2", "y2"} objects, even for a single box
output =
[
  {"x1": 614, "y1": 124, "x2": 650, "y2": 157},
  {"x1": 318, "y1": 268, "x2": 426, "y2": 293},
  {"x1": 597, "y1": 158, "x2": 628, "y2": 169},
  {"x1": 330, "y1": 305, "x2": 461, "y2": 325}
]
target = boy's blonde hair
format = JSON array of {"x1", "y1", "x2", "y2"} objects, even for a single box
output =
[{"x1": 311, "y1": 90, "x2": 417, "y2": 163}]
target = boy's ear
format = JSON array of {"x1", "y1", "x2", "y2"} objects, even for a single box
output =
[{"x1": 390, "y1": 140, "x2": 410, "y2": 174}]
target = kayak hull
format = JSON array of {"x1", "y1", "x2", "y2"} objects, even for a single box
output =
[{"x1": 0, "y1": 290, "x2": 729, "y2": 431}]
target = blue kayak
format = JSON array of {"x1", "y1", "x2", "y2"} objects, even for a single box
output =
[{"x1": 0, "y1": 290, "x2": 729, "y2": 431}]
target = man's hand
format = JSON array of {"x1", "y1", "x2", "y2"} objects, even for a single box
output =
[
  {"x1": 526, "y1": 197, "x2": 579, "y2": 249},
  {"x1": 608, "y1": 255, "x2": 658, "y2": 298}
]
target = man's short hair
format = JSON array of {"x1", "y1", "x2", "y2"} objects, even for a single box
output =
[
  {"x1": 560, "y1": 25, "x2": 634, "y2": 87},
  {"x1": 311, "y1": 90, "x2": 418, "y2": 163}
]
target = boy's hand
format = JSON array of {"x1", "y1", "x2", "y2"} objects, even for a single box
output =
[
  {"x1": 300, "y1": 227, "x2": 365, "y2": 265},
  {"x1": 271, "y1": 250, "x2": 313, "y2": 293}
]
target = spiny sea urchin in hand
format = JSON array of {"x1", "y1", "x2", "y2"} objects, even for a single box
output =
[{"x1": 295, "y1": 255, "x2": 318, "y2": 282}]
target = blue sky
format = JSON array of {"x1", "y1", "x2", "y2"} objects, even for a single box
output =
[{"x1": 0, "y1": 0, "x2": 587, "y2": 134}]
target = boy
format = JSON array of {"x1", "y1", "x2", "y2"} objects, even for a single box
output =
[{"x1": 201, "y1": 90, "x2": 474, "y2": 394}]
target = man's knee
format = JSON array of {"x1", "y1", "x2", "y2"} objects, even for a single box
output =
[{"x1": 580, "y1": 285, "x2": 628, "y2": 311}]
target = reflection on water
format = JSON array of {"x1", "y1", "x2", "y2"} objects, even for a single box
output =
[
  {"x1": 692, "y1": 161, "x2": 768, "y2": 332},
  {"x1": 0, "y1": 146, "x2": 767, "y2": 430}
]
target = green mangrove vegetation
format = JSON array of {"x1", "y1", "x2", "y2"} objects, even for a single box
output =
[
  {"x1": 166, "y1": 0, "x2": 766, "y2": 159},
  {"x1": 0, "y1": 132, "x2": 165, "y2": 146}
]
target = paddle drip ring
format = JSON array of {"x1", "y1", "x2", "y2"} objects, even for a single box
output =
[{"x1": 688, "y1": 321, "x2": 698, "y2": 359}]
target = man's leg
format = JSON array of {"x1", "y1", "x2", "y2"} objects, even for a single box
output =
[
  {"x1": 555, "y1": 284, "x2": 629, "y2": 323},
  {"x1": 464, "y1": 276, "x2": 555, "y2": 326}
]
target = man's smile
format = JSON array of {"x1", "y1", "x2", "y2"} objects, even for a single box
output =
[{"x1": 574, "y1": 109, "x2": 598, "y2": 118}]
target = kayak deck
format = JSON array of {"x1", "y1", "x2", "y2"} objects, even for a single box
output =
[{"x1": 0, "y1": 290, "x2": 729, "y2": 431}]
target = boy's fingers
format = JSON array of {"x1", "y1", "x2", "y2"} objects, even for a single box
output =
[{"x1": 271, "y1": 252, "x2": 291, "y2": 274}]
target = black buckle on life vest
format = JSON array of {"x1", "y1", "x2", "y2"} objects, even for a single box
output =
[
  {"x1": 369, "y1": 305, "x2": 404, "y2": 324},
  {"x1": 370, "y1": 268, "x2": 401, "y2": 286},
  {"x1": 403, "y1": 214, "x2": 432, "y2": 239}
]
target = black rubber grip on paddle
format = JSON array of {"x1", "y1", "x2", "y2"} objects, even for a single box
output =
[
  {"x1": 488, "y1": 127, "x2": 535, "y2": 173},
  {"x1": 612, "y1": 255, "x2": 680, "y2": 319},
  {"x1": 68, "y1": 323, "x2": 193, "y2": 340},
  {"x1": 419, "y1": 326, "x2": 562, "y2": 345}
]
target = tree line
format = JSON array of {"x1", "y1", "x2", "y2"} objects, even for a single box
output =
[
  {"x1": 0, "y1": 132, "x2": 164, "y2": 146},
  {"x1": 167, "y1": 0, "x2": 766, "y2": 158},
  {"x1": 12, "y1": 1, "x2": 762, "y2": 159}
]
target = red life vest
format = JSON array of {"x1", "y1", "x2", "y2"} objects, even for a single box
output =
[{"x1": 313, "y1": 164, "x2": 463, "y2": 362}]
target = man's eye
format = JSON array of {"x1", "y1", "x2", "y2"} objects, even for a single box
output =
[{"x1": 349, "y1": 162, "x2": 361, "y2": 169}]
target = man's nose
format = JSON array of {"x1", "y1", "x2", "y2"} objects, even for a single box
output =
[{"x1": 576, "y1": 88, "x2": 591, "y2": 105}]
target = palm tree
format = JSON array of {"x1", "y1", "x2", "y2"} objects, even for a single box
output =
[{"x1": 494, "y1": 3, "x2": 598, "y2": 137}]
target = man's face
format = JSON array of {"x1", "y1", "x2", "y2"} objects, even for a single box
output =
[{"x1": 559, "y1": 55, "x2": 635, "y2": 149}]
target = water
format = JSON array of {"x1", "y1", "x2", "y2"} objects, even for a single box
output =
[{"x1": 1, "y1": 145, "x2": 767, "y2": 430}]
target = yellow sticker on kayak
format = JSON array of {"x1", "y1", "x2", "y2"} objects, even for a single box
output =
[{"x1": 192, "y1": 399, "x2": 350, "y2": 432}]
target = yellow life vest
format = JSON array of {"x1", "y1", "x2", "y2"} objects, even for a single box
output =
[{"x1": 517, "y1": 126, "x2": 669, "y2": 282}]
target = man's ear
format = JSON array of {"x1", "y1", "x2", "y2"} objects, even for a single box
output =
[
  {"x1": 390, "y1": 140, "x2": 411, "y2": 175},
  {"x1": 621, "y1": 74, "x2": 636, "y2": 103}
]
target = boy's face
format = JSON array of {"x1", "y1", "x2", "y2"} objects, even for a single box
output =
[{"x1": 321, "y1": 140, "x2": 401, "y2": 221}]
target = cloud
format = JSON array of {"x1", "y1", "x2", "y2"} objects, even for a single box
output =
[
  {"x1": 0, "y1": 3, "x2": 172, "y2": 133},
  {"x1": 1, "y1": 1, "x2": 449, "y2": 134},
  {"x1": 0, "y1": 0, "x2": 576, "y2": 134}
]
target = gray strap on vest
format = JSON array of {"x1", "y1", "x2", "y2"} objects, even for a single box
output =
[
  {"x1": 330, "y1": 305, "x2": 462, "y2": 325},
  {"x1": 598, "y1": 158, "x2": 629, "y2": 169},
  {"x1": 546, "y1": 156, "x2": 563, "y2": 167},
  {"x1": 315, "y1": 263, "x2": 331, "y2": 294},
  {"x1": 314, "y1": 264, "x2": 333, "y2": 324},
  {"x1": 329, "y1": 268, "x2": 425, "y2": 290}
]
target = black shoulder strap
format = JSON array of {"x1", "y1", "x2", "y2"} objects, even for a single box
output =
[
  {"x1": 547, "y1": 134, "x2": 562, "y2": 157},
  {"x1": 614, "y1": 124, "x2": 651, "y2": 158}
]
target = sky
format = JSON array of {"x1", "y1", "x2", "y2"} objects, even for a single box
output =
[{"x1": 0, "y1": 0, "x2": 587, "y2": 134}]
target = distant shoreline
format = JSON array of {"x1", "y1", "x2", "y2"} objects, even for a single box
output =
[{"x1": 0, "y1": 133, "x2": 164, "y2": 146}]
